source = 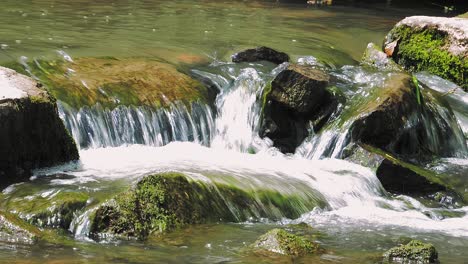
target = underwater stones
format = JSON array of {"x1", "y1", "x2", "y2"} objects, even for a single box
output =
[
  {"x1": 383, "y1": 240, "x2": 439, "y2": 264},
  {"x1": 4, "y1": 191, "x2": 89, "y2": 230},
  {"x1": 376, "y1": 159, "x2": 446, "y2": 196},
  {"x1": 0, "y1": 211, "x2": 39, "y2": 245},
  {"x1": 12, "y1": 57, "x2": 216, "y2": 109},
  {"x1": 90, "y1": 172, "x2": 318, "y2": 240},
  {"x1": 251, "y1": 228, "x2": 320, "y2": 256},
  {"x1": 232, "y1": 46, "x2": 290, "y2": 64},
  {"x1": 261, "y1": 64, "x2": 338, "y2": 153},
  {"x1": 384, "y1": 16, "x2": 468, "y2": 91},
  {"x1": 361, "y1": 43, "x2": 403, "y2": 71},
  {"x1": 0, "y1": 66, "x2": 79, "y2": 187}
]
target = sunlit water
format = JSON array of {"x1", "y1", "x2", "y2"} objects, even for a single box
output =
[{"x1": 1, "y1": 0, "x2": 467, "y2": 263}]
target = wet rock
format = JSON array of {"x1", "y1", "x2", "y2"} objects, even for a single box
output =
[
  {"x1": 251, "y1": 228, "x2": 320, "y2": 256},
  {"x1": 0, "y1": 211, "x2": 39, "y2": 245},
  {"x1": 4, "y1": 57, "x2": 217, "y2": 109},
  {"x1": 343, "y1": 144, "x2": 385, "y2": 172},
  {"x1": 377, "y1": 159, "x2": 446, "y2": 196},
  {"x1": 383, "y1": 240, "x2": 439, "y2": 264},
  {"x1": 361, "y1": 43, "x2": 402, "y2": 71},
  {"x1": 232, "y1": 46, "x2": 290, "y2": 64},
  {"x1": 384, "y1": 16, "x2": 468, "y2": 91},
  {"x1": 261, "y1": 64, "x2": 339, "y2": 153},
  {"x1": 90, "y1": 172, "x2": 319, "y2": 240},
  {"x1": 349, "y1": 73, "x2": 467, "y2": 159},
  {"x1": 0, "y1": 67, "x2": 79, "y2": 187},
  {"x1": 3, "y1": 191, "x2": 89, "y2": 230}
]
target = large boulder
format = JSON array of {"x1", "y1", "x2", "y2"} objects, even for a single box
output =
[
  {"x1": 232, "y1": 46, "x2": 290, "y2": 65},
  {"x1": 384, "y1": 16, "x2": 468, "y2": 91},
  {"x1": 383, "y1": 240, "x2": 438, "y2": 264},
  {"x1": 349, "y1": 73, "x2": 466, "y2": 160},
  {"x1": 6, "y1": 57, "x2": 217, "y2": 109},
  {"x1": 90, "y1": 172, "x2": 318, "y2": 240},
  {"x1": 0, "y1": 67, "x2": 79, "y2": 187},
  {"x1": 261, "y1": 64, "x2": 339, "y2": 153},
  {"x1": 251, "y1": 228, "x2": 320, "y2": 256}
]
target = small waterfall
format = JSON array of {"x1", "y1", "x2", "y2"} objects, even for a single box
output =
[{"x1": 58, "y1": 101, "x2": 215, "y2": 149}]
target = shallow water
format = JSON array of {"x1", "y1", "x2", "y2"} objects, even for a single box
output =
[{"x1": 1, "y1": 0, "x2": 468, "y2": 263}]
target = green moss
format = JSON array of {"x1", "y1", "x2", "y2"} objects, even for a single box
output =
[
  {"x1": 253, "y1": 228, "x2": 320, "y2": 256},
  {"x1": 383, "y1": 240, "x2": 438, "y2": 263},
  {"x1": 3, "y1": 191, "x2": 89, "y2": 229},
  {"x1": 391, "y1": 25, "x2": 468, "y2": 91},
  {"x1": 90, "y1": 173, "x2": 319, "y2": 240}
]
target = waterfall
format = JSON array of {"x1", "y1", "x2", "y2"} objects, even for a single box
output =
[{"x1": 58, "y1": 101, "x2": 215, "y2": 149}]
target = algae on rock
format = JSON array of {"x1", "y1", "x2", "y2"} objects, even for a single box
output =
[
  {"x1": 251, "y1": 228, "x2": 320, "y2": 256},
  {"x1": 383, "y1": 240, "x2": 439, "y2": 264}
]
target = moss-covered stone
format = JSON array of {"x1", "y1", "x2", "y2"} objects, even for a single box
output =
[
  {"x1": 3, "y1": 191, "x2": 89, "y2": 230},
  {"x1": 0, "y1": 66, "x2": 79, "y2": 187},
  {"x1": 385, "y1": 16, "x2": 468, "y2": 91},
  {"x1": 90, "y1": 173, "x2": 319, "y2": 240},
  {"x1": 3, "y1": 57, "x2": 217, "y2": 109},
  {"x1": 251, "y1": 228, "x2": 320, "y2": 256},
  {"x1": 0, "y1": 211, "x2": 40, "y2": 244},
  {"x1": 383, "y1": 240, "x2": 438, "y2": 264}
]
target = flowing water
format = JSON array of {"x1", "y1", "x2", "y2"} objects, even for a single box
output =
[{"x1": 1, "y1": 0, "x2": 468, "y2": 263}]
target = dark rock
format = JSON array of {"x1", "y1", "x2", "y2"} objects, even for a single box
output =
[
  {"x1": 0, "y1": 67, "x2": 79, "y2": 188},
  {"x1": 261, "y1": 64, "x2": 339, "y2": 153},
  {"x1": 90, "y1": 172, "x2": 319, "y2": 240},
  {"x1": 384, "y1": 16, "x2": 468, "y2": 91},
  {"x1": 361, "y1": 42, "x2": 402, "y2": 71},
  {"x1": 383, "y1": 240, "x2": 439, "y2": 264},
  {"x1": 251, "y1": 228, "x2": 320, "y2": 256},
  {"x1": 377, "y1": 159, "x2": 446, "y2": 196},
  {"x1": 349, "y1": 73, "x2": 466, "y2": 160},
  {"x1": 232, "y1": 46, "x2": 290, "y2": 64}
]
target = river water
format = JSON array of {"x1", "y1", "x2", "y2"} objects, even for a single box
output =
[{"x1": 1, "y1": 0, "x2": 467, "y2": 263}]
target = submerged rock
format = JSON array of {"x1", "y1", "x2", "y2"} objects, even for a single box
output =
[
  {"x1": 232, "y1": 46, "x2": 290, "y2": 64},
  {"x1": 384, "y1": 16, "x2": 468, "y2": 91},
  {"x1": 90, "y1": 172, "x2": 319, "y2": 240},
  {"x1": 0, "y1": 211, "x2": 40, "y2": 244},
  {"x1": 383, "y1": 240, "x2": 439, "y2": 264},
  {"x1": 361, "y1": 43, "x2": 402, "y2": 71},
  {"x1": 261, "y1": 64, "x2": 339, "y2": 153},
  {"x1": 3, "y1": 191, "x2": 89, "y2": 230},
  {"x1": 0, "y1": 67, "x2": 79, "y2": 187},
  {"x1": 251, "y1": 228, "x2": 320, "y2": 256},
  {"x1": 349, "y1": 73, "x2": 466, "y2": 160},
  {"x1": 5, "y1": 57, "x2": 217, "y2": 109}
]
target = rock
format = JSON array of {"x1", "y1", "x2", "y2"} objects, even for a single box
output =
[
  {"x1": 0, "y1": 211, "x2": 40, "y2": 245},
  {"x1": 384, "y1": 16, "x2": 468, "y2": 91},
  {"x1": 349, "y1": 73, "x2": 466, "y2": 159},
  {"x1": 361, "y1": 43, "x2": 403, "y2": 71},
  {"x1": 5, "y1": 57, "x2": 217, "y2": 109},
  {"x1": 232, "y1": 46, "x2": 290, "y2": 64},
  {"x1": 383, "y1": 240, "x2": 439, "y2": 264},
  {"x1": 458, "y1": 12, "x2": 468, "y2": 18},
  {"x1": 3, "y1": 191, "x2": 89, "y2": 230},
  {"x1": 251, "y1": 228, "x2": 320, "y2": 256},
  {"x1": 90, "y1": 172, "x2": 319, "y2": 240},
  {"x1": 261, "y1": 64, "x2": 339, "y2": 153},
  {"x1": 0, "y1": 67, "x2": 79, "y2": 187}
]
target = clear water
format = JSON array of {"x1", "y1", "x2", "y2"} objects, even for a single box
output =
[{"x1": 1, "y1": 0, "x2": 467, "y2": 263}]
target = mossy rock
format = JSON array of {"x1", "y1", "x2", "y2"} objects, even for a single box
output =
[
  {"x1": 383, "y1": 240, "x2": 439, "y2": 264},
  {"x1": 90, "y1": 172, "x2": 320, "y2": 240},
  {"x1": 384, "y1": 16, "x2": 468, "y2": 91},
  {"x1": 457, "y1": 12, "x2": 468, "y2": 18},
  {"x1": 0, "y1": 211, "x2": 40, "y2": 244},
  {"x1": 251, "y1": 228, "x2": 321, "y2": 256},
  {"x1": 3, "y1": 57, "x2": 216, "y2": 109},
  {"x1": 3, "y1": 191, "x2": 89, "y2": 230}
]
